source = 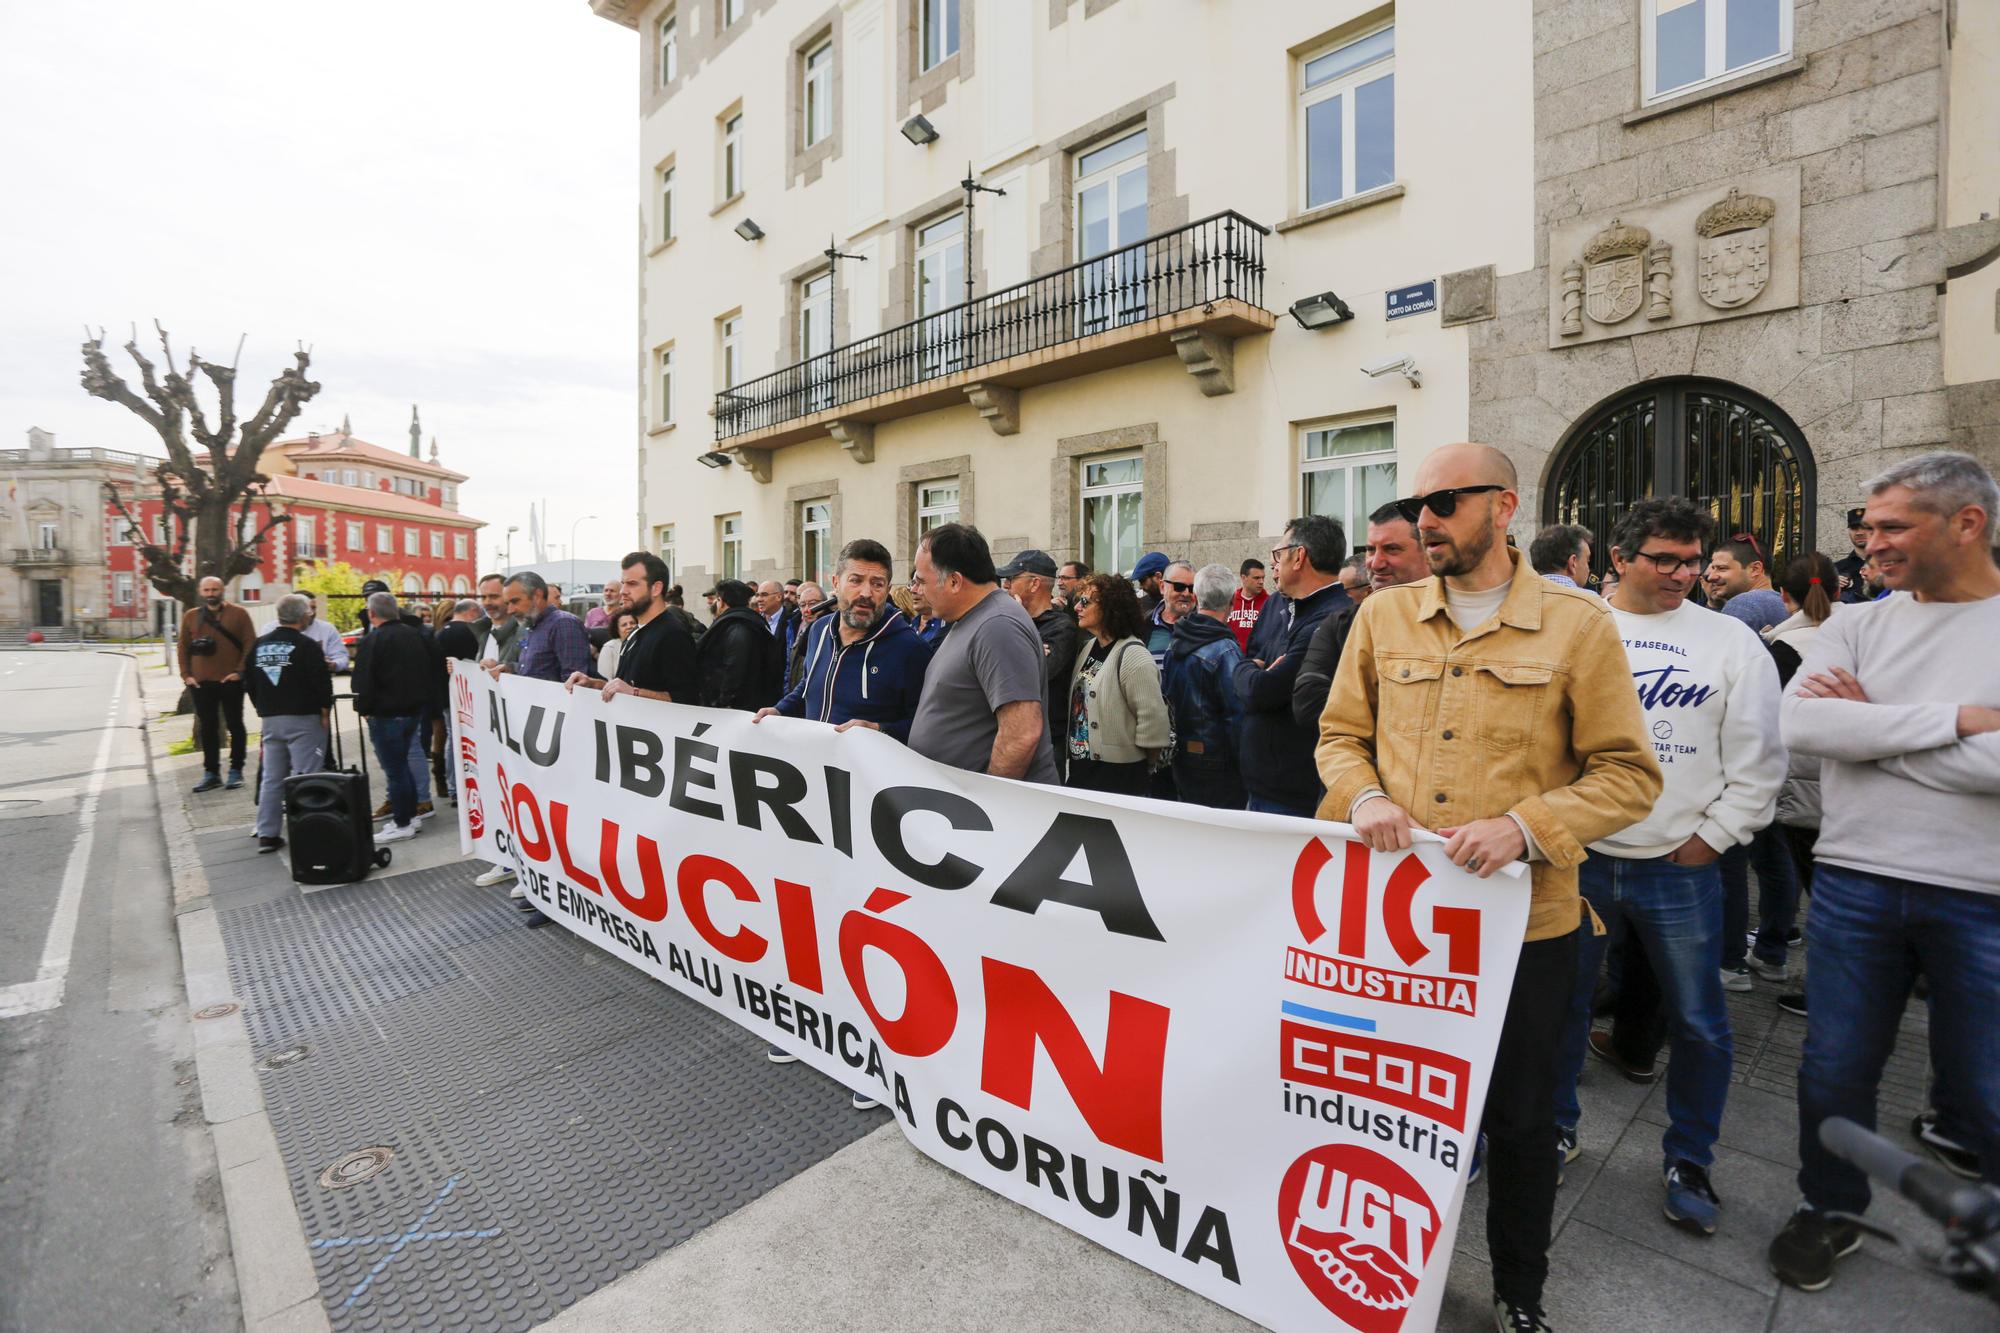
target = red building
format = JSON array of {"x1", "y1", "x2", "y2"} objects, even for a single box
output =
[{"x1": 103, "y1": 416, "x2": 485, "y2": 617}]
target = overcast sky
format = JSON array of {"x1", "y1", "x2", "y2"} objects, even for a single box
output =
[{"x1": 0, "y1": 0, "x2": 637, "y2": 573}]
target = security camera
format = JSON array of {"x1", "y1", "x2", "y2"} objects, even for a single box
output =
[{"x1": 1360, "y1": 355, "x2": 1421, "y2": 388}]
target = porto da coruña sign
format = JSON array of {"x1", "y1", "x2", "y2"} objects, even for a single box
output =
[{"x1": 450, "y1": 664, "x2": 1528, "y2": 1331}]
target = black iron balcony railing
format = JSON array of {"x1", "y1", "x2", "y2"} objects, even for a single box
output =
[{"x1": 715, "y1": 210, "x2": 1270, "y2": 443}]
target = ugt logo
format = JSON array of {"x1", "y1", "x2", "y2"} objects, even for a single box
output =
[
  {"x1": 1286, "y1": 838, "x2": 1482, "y2": 1015},
  {"x1": 1278, "y1": 1143, "x2": 1439, "y2": 1330}
]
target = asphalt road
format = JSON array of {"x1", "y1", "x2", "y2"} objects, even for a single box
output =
[{"x1": 0, "y1": 650, "x2": 237, "y2": 1332}]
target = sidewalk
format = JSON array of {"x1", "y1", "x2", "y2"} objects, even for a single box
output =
[{"x1": 139, "y1": 661, "x2": 1993, "y2": 1331}]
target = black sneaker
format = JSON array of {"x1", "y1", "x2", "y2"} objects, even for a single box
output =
[
  {"x1": 224, "y1": 767, "x2": 244, "y2": 790},
  {"x1": 1768, "y1": 1205, "x2": 1862, "y2": 1291},
  {"x1": 192, "y1": 773, "x2": 222, "y2": 794},
  {"x1": 1663, "y1": 1160, "x2": 1721, "y2": 1236},
  {"x1": 257, "y1": 835, "x2": 284, "y2": 853},
  {"x1": 1776, "y1": 992, "x2": 1808, "y2": 1017},
  {"x1": 1493, "y1": 1295, "x2": 1551, "y2": 1331},
  {"x1": 1912, "y1": 1111, "x2": 1982, "y2": 1180},
  {"x1": 766, "y1": 1043, "x2": 799, "y2": 1065}
]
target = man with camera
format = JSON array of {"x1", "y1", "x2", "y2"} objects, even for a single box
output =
[{"x1": 178, "y1": 574, "x2": 257, "y2": 793}]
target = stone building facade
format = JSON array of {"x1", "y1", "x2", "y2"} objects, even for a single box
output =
[{"x1": 1469, "y1": 0, "x2": 1999, "y2": 569}]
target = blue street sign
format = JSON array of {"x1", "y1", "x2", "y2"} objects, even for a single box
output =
[{"x1": 1385, "y1": 280, "x2": 1437, "y2": 320}]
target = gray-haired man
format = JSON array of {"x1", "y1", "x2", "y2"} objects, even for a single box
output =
[{"x1": 246, "y1": 594, "x2": 335, "y2": 853}]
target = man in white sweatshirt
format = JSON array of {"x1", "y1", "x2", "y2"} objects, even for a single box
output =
[
  {"x1": 1768, "y1": 451, "x2": 2000, "y2": 1295},
  {"x1": 1550, "y1": 497, "x2": 1784, "y2": 1238}
]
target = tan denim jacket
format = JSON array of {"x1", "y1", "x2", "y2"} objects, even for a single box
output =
[{"x1": 1314, "y1": 550, "x2": 1662, "y2": 942}]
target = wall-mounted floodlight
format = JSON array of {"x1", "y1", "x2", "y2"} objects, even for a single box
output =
[
  {"x1": 733, "y1": 218, "x2": 765, "y2": 242},
  {"x1": 901, "y1": 114, "x2": 939, "y2": 146},
  {"x1": 696, "y1": 450, "x2": 734, "y2": 469},
  {"x1": 1288, "y1": 292, "x2": 1354, "y2": 330}
]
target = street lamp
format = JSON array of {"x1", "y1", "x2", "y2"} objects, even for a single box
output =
[
  {"x1": 504, "y1": 524, "x2": 519, "y2": 573},
  {"x1": 569, "y1": 514, "x2": 597, "y2": 603}
]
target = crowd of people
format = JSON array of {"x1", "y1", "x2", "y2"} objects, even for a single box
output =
[{"x1": 185, "y1": 444, "x2": 2000, "y2": 1331}]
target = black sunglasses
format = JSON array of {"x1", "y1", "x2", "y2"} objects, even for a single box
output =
[
  {"x1": 1073, "y1": 595, "x2": 1094, "y2": 608},
  {"x1": 1162, "y1": 579, "x2": 1193, "y2": 592},
  {"x1": 1395, "y1": 485, "x2": 1505, "y2": 525}
]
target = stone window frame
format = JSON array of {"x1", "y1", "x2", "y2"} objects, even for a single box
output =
[
  {"x1": 656, "y1": 6, "x2": 680, "y2": 92},
  {"x1": 779, "y1": 252, "x2": 845, "y2": 364},
  {"x1": 783, "y1": 478, "x2": 843, "y2": 583},
  {"x1": 785, "y1": 8, "x2": 844, "y2": 186},
  {"x1": 1049, "y1": 423, "x2": 1165, "y2": 571},
  {"x1": 897, "y1": 0, "x2": 975, "y2": 118},
  {"x1": 896, "y1": 455, "x2": 975, "y2": 571},
  {"x1": 1029, "y1": 87, "x2": 1185, "y2": 280},
  {"x1": 715, "y1": 100, "x2": 747, "y2": 208},
  {"x1": 1638, "y1": 0, "x2": 1794, "y2": 108}
]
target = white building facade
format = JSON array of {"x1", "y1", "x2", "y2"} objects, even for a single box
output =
[{"x1": 594, "y1": 0, "x2": 1535, "y2": 588}]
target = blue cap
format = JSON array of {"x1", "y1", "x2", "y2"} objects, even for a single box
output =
[{"x1": 1129, "y1": 552, "x2": 1171, "y2": 581}]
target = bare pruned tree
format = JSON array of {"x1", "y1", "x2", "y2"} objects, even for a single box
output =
[{"x1": 81, "y1": 322, "x2": 321, "y2": 606}]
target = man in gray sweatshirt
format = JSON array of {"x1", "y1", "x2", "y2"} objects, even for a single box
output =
[{"x1": 1768, "y1": 452, "x2": 2000, "y2": 1295}]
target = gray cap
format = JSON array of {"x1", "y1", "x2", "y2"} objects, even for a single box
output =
[{"x1": 997, "y1": 548, "x2": 1058, "y2": 579}]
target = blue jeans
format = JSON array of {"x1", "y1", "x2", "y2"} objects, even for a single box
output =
[
  {"x1": 1720, "y1": 825, "x2": 1799, "y2": 968},
  {"x1": 368, "y1": 714, "x2": 421, "y2": 829},
  {"x1": 1245, "y1": 793, "x2": 1315, "y2": 818},
  {"x1": 1553, "y1": 852, "x2": 1734, "y2": 1168},
  {"x1": 1797, "y1": 865, "x2": 2000, "y2": 1212}
]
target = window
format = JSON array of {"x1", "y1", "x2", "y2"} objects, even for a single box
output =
[
  {"x1": 453, "y1": 533, "x2": 468, "y2": 560},
  {"x1": 1300, "y1": 419, "x2": 1397, "y2": 542},
  {"x1": 1074, "y1": 129, "x2": 1149, "y2": 332},
  {"x1": 431, "y1": 531, "x2": 445, "y2": 559},
  {"x1": 453, "y1": 575, "x2": 472, "y2": 595},
  {"x1": 1079, "y1": 455, "x2": 1143, "y2": 579},
  {"x1": 723, "y1": 0, "x2": 743, "y2": 27},
  {"x1": 1300, "y1": 25, "x2": 1395, "y2": 211},
  {"x1": 799, "y1": 501, "x2": 833, "y2": 583},
  {"x1": 658, "y1": 164, "x2": 676, "y2": 244},
  {"x1": 799, "y1": 272, "x2": 833, "y2": 407},
  {"x1": 914, "y1": 212, "x2": 965, "y2": 376},
  {"x1": 153, "y1": 516, "x2": 167, "y2": 547},
  {"x1": 343, "y1": 468, "x2": 359, "y2": 486},
  {"x1": 37, "y1": 521, "x2": 59, "y2": 550},
  {"x1": 363, "y1": 470, "x2": 375, "y2": 489},
  {"x1": 401, "y1": 574, "x2": 422, "y2": 595},
  {"x1": 1644, "y1": 0, "x2": 1790, "y2": 102},
  {"x1": 239, "y1": 577, "x2": 263, "y2": 604},
  {"x1": 295, "y1": 516, "x2": 318, "y2": 559},
  {"x1": 917, "y1": 480, "x2": 959, "y2": 536},
  {"x1": 378, "y1": 524, "x2": 394, "y2": 553},
  {"x1": 921, "y1": 0, "x2": 959, "y2": 71},
  {"x1": 658, "y1": 11, "x2": 678, "y2": 86},
  {"x1": 428, "y1": 575, "x2": 448, "y2": 596},
  {"x1": 722, "y1": 112, "x2": 744, "y2": 199},
  {"x1": 657, "y1": 345, "x2": 676, "y2": 425},
  {"x1": 405, "y1": 527, "x2": 420, "y2": 556},
  {"x1": 346, "y1": 520, "x2": 364, "y2": 548},
  {"x1": 719, "y1": 514, "x2": 744, "y2": 581},
  {"x1": 115, "y1": 573, "x2": 134, "y2": 606},
  {"x1": 720, "y1": 315, "x2": 743, "y2": 389},
  {"x1": 804, "y1": 41, "x2": 833, "y2": 147},
  {"x1": 443, "y1": 484, "x2": 456, "y2": 504},
  {"x1": 656, "y1": 525, "x2": 677, "y2": 586}
]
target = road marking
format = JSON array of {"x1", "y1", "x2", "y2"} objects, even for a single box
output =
[{"x1": 0, "y1": 666, "x2": 127, "y2": 1019}]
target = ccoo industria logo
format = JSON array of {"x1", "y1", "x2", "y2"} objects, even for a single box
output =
[
  {"x1": 1278, "y1": 1143, "x2": 1439, "y2": 1330},
  {"x1": 453, "y1": 668, "x2": 476, "y2": 729}
]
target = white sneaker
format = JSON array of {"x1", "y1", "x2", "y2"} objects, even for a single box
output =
[
  {"x1": 507, "y1": 883, "x2": 528, "y2": 901},
  {"x1": 1748, "y1": 956, "x2": 1789, "y2": 983},
  {"x1": 376, "y1": 821, "x2": 418, "y2": 844},
  {"x1": 473, "y1": 866, "x2": 515, "y2": 888},
  {"x1": 851, "y1": 1092, "x2": 881, "y2": 1111},
  {"x1": 1720, "y1": 965, "x2": 1752, "y2": 992}
]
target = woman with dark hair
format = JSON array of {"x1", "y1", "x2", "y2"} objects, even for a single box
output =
[
  {"x1": 1766, "y1": 551, "x2": 1841, "y2": 1017},
  {"x1": 597, "y1": 610, "x2": 638, "y2": 679},
  {"x1": 1062, "y1": 573, "x2": 1170, "y2": 796}
]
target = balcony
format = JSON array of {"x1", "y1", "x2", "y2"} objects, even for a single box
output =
[
  {"x1": 10, "y1": 547, "x2": 71, "y2": 566},
  {"x1": 712, "y1": 212, "x2": 1274, "y2": 477}
]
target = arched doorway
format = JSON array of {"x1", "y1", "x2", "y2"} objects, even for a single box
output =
[{"x1": 1544, "y1": 377, "x2": 1815, "y2": 579}]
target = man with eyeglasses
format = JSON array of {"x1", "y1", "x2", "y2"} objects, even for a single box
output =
[
  {"x1": 1703, "y1": 532, "x2": 1788, "y2": 634},
  {"x1": 1232, "y1": 515, "x2": 1353, "y2": 817},
  {"x1": 1145, "y1": 560, "x2": 1196, "y2": 673},
  {"x1": 1549, "y1": 497, "x2": 1782, "y2": 1244},
  {"x1": 1316, "y1": 443, "x2": 1661, "y2": 1333}
]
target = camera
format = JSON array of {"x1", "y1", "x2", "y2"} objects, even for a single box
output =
[
  {"x1": 1359, "y1": 355, "x2": 1422, "y2": 387},
  {"x1": 189, "y1": 636, "x2": 217, "y2": 657}
]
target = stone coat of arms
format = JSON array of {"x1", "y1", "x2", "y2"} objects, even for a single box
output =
[
  {"x1": 1697, "y1": 187, "x2": 1777, "y2": 309},
  {"x1": 1580, "y1": 219, "x2": 1651, "y2": 326}
]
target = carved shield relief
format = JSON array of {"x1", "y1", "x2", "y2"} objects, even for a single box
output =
[
  {"x1": 1698, "y1": 227, "x2": 1770, "y2": 309},
  {"x1": 1585, "y1": 257, "x2": 1644, "y2": 325}
]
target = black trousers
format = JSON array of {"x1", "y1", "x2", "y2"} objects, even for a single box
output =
[
  {"x1": 1485, "y1": 927, "x2": 1580, "y2": 1310},
  {"x1": 192, "y1": 679, "x2": 247, "y2": 775},
  {"x1": 1063, "y1": 756, "x2": 1149, "y2": 797}
]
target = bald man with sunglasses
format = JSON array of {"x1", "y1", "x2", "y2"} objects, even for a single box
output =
[{"x1": 1314, "y1": 443, "x2": 1661, "y2": 1332}]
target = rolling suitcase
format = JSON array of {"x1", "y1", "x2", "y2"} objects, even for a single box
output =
[{"x1": 285, "y1": 694, "x2": 393, "y2": 884}]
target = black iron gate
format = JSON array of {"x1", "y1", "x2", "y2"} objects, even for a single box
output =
[{"x1": 1544, "y1": 378, "x2": 1814, "y2": 579}]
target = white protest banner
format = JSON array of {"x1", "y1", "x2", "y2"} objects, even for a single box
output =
[{"x1": 449, "y1": 663, "x2": 1530, "y2": 1332}]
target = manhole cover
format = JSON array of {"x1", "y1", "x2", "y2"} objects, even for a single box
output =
[
  {"x1": 320, "y1": 1146, "x2": 396, "y2": 1189},
  {"x1": 192, "y1": 1002, "x2": 240, "y2": 1020},
  {"x1": 259, "y1": 1045, "x2": 309, "y2": 1070}
]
